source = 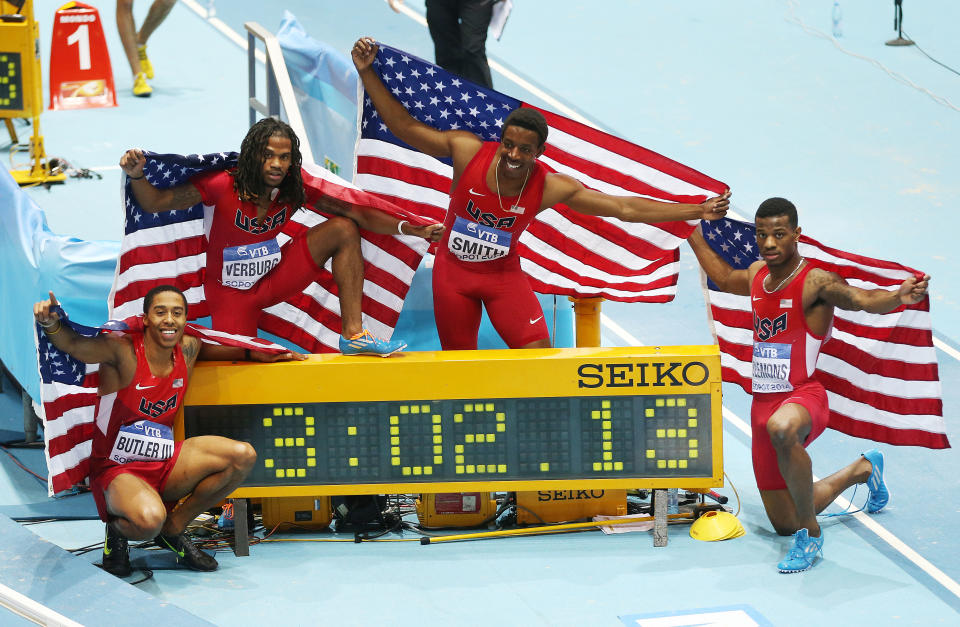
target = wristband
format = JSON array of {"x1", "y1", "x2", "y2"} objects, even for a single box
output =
[
  {"x1": 128, "y1": 173, "x2": 145, "y2": 180},
  {"x1": 39, "y1": 318, "x2": 57, "y2": 328},
  {"x1": 397, "y1": 220, "x2": 407, "y2": 235},
  {"x1": 45, "y1": 320, "x2": 63, "y2": 335}
]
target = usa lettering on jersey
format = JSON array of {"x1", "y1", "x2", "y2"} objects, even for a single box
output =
[
  {"x1": 138, "y1": 393, "x2": 178, "y2": 418},
  {"x1": 234, "y1": 207, "x2": 287, "y2": 234},
  {"x1": 754, "y1": 312, "x2": 788, "y2": 341}
]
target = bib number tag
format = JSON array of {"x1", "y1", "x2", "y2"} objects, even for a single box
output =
[
  {"x1": 448, "y1": 216, "x2": 512, "y2": 262},
  {"x1": 109, "y1": 420, "x2": 175, "y2": 464},
  {"x1": 221, "y1": 239, "x2": 282, "y2": 290},
  {"x1": 752, "y1": 342, "x2": 793, "y2": 393}
]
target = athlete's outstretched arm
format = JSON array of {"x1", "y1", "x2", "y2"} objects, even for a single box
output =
[
  {"x1": 544, "y1": 173, "x2": 730, "y2": 223},
  {"x1": 32, "y1": 291, "x2": 128, "y2": 366},
  {"x1": 194, "y1": 340, "x2": 306, "y2": 363},
  {"x1": 687, "y1": 226, "x2": 754, "y2": 296},
  {"x1": 314, "y1": 192, "x2": 444, "y2": 242},
  {"x1": 119, "y1": 148, "x2": 202, "y2": 213},
  {"x1": 351, "y1": 37, "x2": 481, "y2": 170},
  {"x1": 813, "y1": 270, "x2": 930, "y2": 313}
]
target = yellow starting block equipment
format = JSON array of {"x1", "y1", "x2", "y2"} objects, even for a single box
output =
[{"x1": 178, "y1": 345, "x2": 724, "y2": 551}]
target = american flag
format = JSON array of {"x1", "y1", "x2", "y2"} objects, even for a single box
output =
[
  {"x1": 107, "y1": 152, "x2": 432, "y2": 351},
  {"x1": 701, "y1": 217, "x2": 948, "y2": 448},
  {"x1": 35, "y1": 308, "x2": 290, "y2": 496},
  {"x1": 354, "y1": 44, "x2": 728, "y2": 302}
]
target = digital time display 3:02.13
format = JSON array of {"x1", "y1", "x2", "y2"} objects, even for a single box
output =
[{"x1": 184, "y1": 394, "x2": 712, "y2": 486}]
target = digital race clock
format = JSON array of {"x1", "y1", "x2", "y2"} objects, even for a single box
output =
[{"x1": 178, "y1": 346, "x2": 724, "y2": 498}]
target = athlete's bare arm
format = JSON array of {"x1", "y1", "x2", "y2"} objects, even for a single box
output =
[
  {"x1": 32, "y1": 291, "x2": 137, "y2": 394},
  {"x1": 119, "y1": 148, "x2": 202, "y2": 213},
  {"x1": 686, "y1": 226, "x2": 758, "y2": 297},
  {"x1": 313, "y1": 192, "x2": 444, "y2": 242},
  {"x1": 542, "y1": 173, "x2": 730, "y2": 224},
  {"x1": 194, "y1": 340, "x2": 306, "y2": 363},
  {"x1": 808, "y1": 268, "x2": 930, "y2": 313},
  {"x1": 351, "y1": 37, "x2": 481, "y2": 177}
]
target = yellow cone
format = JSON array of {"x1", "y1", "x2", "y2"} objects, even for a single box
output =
[{"x1": 690, "y1": 511, "x2": 745, "y2": 541}]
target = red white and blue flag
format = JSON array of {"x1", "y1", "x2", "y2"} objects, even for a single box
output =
[
  {"x1": 701, "y1": 217, "x2": 947, "y2": 448},
  {"x1": 107, "y1": 152, "x2": 431, "y2": 352},
  {"x1": 353, "y1": 44, "x2": 728, "y2": 302},
  {"x1": 34, "y1": 309, "x2": 289, "y2": 496}
]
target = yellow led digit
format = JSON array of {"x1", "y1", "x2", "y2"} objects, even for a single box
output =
[
  {"x1": 455, "y1": 401, "x2": 506, "y2": 475},
  {"x1": 263, "y1": 406, "x2": 314, "y2": 479}
]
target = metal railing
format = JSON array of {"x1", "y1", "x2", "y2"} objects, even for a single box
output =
[{"x1": 244, "y1": 21, "x2": 315, "y2": 164}]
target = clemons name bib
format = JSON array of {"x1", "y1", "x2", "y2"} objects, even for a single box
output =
[{"x1": 752, "y1": 342, "x2": 794, "y2": 394}]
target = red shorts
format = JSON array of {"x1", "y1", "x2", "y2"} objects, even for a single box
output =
[
  {"x1": 750, "y1": 380, "x2": 829, "y2": 491},
  {"x1": 432, "y1": 254, "x2": 549, "y2": 350},
  {"x1": 206, "y1": 235, "x2": 321, "y2": 336},
  {"x1": 89, "y1": 440, "x2": 184, "y2": 522}
]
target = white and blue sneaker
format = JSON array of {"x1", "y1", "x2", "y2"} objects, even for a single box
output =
[
  {"x1": 862, "y1": 449, "x2": 889, "y2": 514},
  {"x1": 777, "y1": 528, "x2": 824, "y2": 573},
  {"x1": 339, "y1": 329, "x2": 407, "y2": 357}
]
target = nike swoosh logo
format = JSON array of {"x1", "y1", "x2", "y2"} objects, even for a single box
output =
[
  {"x1": 135, "y1": 383, "x2": 155, "y2": 390},
  {"x1": 103, "y1": 546, "x2": 112, "y2": 556},
  {"x1": 529, "y1": 316, "x2": 544, "y2": 324},
  {"x1": 752, "y1": 297, "x2": 762, "y2": 302},
  {"x1": 468, "y1": 188, "x2": 485, "y2": 196}
]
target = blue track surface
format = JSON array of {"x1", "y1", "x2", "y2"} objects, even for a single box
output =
[{"x1": 2, "y1": 1, "x2": 958, "y2": 624}]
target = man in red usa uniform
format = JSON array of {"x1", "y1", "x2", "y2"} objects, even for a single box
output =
[
  {"x1": 33, "y1": 285, "x2": 300, "y2": 576},
  {"x1": 688, "y1": 197, "x2": 930, "y2": 573},
  {"x1": 119, "y1": 118, "x2": 443, "y2": 357},
  {"x1": 352, "y1": 37, "x2": 731, "y2": 350}
]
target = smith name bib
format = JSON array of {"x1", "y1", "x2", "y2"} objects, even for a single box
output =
[
  {"x1": 221, "y1": 239, "x2": 282, "y2": 290},
  {"x1": 448, "y1": 216, "x2": 512, "y2": 262},
  {"x1": 752, "y1": 342, "x2": 793, "y2": 393},
  {"x1": 109, "y1": 420, "x2": 175, "y2": 464}
]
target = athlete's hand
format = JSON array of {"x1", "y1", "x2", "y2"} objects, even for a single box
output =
[
  {"x1": 408, "y1": 223, "x2": 444, "y2": 242},
  {"x1": 699, "y1": 191, "x2": 730, "y2": 221},
  {"x1": 897, "y1": 274, "x2": 930, "y2": 305},
  {"x1": 33, "y1": 291, "x2": 61, "y2": 327},
  {"x1": 352, "y1": 37, "x2": 379, "y2": 71},
  {"x1": 250, "y1": 349, "x2": 307, "y2": 363},
  {"x1": 119, "y1": 149, "x2": 147, "y2": 180}
]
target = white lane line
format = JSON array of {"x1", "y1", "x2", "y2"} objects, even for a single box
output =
[
  {"x1": 602, "y1": 315, "x2": 960, "y2": 601},
  {"x1": 181, "y1": 0, "x2": 266, "y2": 63},
  {"x1": 0, "y1": 581, "x2": 83, "y2": 626}
]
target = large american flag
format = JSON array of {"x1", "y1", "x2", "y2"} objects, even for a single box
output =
[
  {"x1": 354, "y1": 44, "x2": 728, "y2": 302},
  {"x1": 107, "y1": 152, "x2": 432, "y2": 351},
  {"x1": 35, "y1": 309, "x2": 289, "y2": 496},
  {"x1": 701, "y1": 217, "x2": 947, "y2": 448}
]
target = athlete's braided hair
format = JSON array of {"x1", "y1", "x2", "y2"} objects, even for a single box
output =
[{"x1": 234, "y1": 118, "x2": 306, "y2": 207}]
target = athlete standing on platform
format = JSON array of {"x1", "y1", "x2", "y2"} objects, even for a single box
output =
[
  {"x1": 120, "y1": 118, "x2": 443, "y2": 356},
  {"x1": 687, "y1": 197, "x2": 930, "y2": 573},
  {"x1": 33, "y1": 285, "x2": 300, "y2": 576},
  {"x1": 352, "y1": 37, "x2": 731, "y2": 350}
]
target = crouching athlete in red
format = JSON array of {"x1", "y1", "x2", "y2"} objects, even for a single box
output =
[
  {"x1": 353, "y1": 37, "x2": 730, "y2": 350},
  {"x1": 688, "y1": 197, "x2": 930, "y2": 573},
  {"x1": 119, "y1": 118, "x2": 443, "y2": 356},
  {"x1": 33, "y1": 285, "x2": 301, "y2": 576}
]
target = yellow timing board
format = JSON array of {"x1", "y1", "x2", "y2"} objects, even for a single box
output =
[
  {"x1": 178, "y1": 346, "x2": 723, "y2": 497},
  {"x1": 0, "y1": 1, "x2": 42, "y2": 119}
]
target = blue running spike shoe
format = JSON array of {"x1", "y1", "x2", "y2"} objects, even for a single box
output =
[
  {"x1": 339, "y1": 329, "x2": 407, "y2": 357},
  {"x1": 777, "y1": 528, "x2": 824, "y2": 573},
  {"x1": 862, "y1": 449, "x2": 889, "y2": 513}
]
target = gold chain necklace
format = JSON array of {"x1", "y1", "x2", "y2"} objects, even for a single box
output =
[
  {"x1": 495, "y1": 157, "x2": 529, "y2": 213},
  {"x1": 764, "y1": 256, "x2": 805, "y2": 293}
]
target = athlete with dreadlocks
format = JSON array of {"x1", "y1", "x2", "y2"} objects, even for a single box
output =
[{"x1": 119, "y1": 118, "x2": 443, "y2": 355}]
